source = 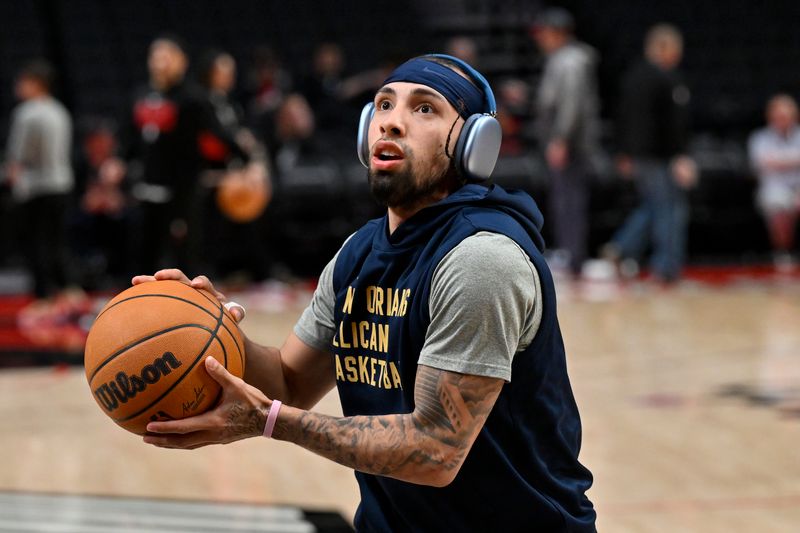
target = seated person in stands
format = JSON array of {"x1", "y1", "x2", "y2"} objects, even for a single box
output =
[{"x1": 748, "y1": 94, "x2": 800, "y2": 272}]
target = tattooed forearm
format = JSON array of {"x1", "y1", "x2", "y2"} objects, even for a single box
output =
[{"x1": 272, "y1": 365, "x2": 503, "y2": 486}]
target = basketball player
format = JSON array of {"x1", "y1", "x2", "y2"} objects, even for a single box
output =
[{"x1": 135, "y1": 54, "x2": 596, "y2": 532}]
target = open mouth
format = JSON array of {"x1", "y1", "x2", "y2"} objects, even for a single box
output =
[{"x1": 373, "y1": 141, "x2": 404, "y2": 162}]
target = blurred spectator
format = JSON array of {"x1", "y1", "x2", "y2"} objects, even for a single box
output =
[
  {"x1": 72, "y1": 118, "x2": 132, "y2": 287},
  {"x1": 196, "y1": 49, "x2": 252, "y2": 169},
  {"x1": 530, "y1": 7, "x2": 600, "y2": 276},
  {"x1": 496, "y1": 79, "x2": 530, "y2": 157},
  {"x1": 272, "y1": 92, "x2": 319, "y2": 174},
  {"x1": 602, "y1": 24, "x2": 697, "y2": 283},
  {"x1": 748, "y1": 94, "x2": 800, "y2": 272},
  {"x1": 445, "y1": 36, "x2": 479, "y2": 67},
  {"x1": 247, "y1": 45, "x2": 292, "y2": 119},
  {"x1": 298, "y1": 42, "x2": 348, "y2": 140},
  {"x1": 337, "y1": 55, "x2": 398, "y2": 111},
  {"x1": 4, "y1": 60, "x2": 75, "y2": 300},
  {"x1": 246, "y1": 45, "x2": 292, "y2": 155},
  {"x1": 196, "y1": 49, "x2": 272, "y2": 282},
  {"x1": 121, "y1": 35, "x2": 207, "y2": 274}
]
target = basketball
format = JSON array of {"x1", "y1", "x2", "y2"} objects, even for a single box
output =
[
  {"x1": 216, "y1": 165, "x2": 271, "y2": 223},
  {"x1": 84, "y1": 280, "x2": 245, "y2": 435}
]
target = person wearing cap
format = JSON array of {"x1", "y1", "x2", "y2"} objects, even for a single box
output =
[
  {"x1": 135, "y1": 54, "x2": 596, "y2": 532},
  {"x1": 531, "y1": 7, "x2": 601, "y2": 277}
]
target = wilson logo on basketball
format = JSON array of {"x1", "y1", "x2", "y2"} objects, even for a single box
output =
[{"x1": 93, "y1": 352, "x2": 183, "y2": 413}]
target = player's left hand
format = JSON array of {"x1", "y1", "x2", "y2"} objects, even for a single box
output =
[
  {"x1": 143, "y1": 356, "x2": 272, "y2": 449},
  {"x1": 132, "y1": 269, "x2": 246, "y2": 322}
]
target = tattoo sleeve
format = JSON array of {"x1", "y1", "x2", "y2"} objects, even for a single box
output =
[{"x1": 272, "y1": 365, "x2": 503, "y2": 486}]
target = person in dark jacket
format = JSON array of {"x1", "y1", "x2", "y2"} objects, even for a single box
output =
[
  {"x1": 121, "y1": 35, "x2": 208, "y2": 274},
  {"x1": 135, "y1": 54, "x2": 596, "y2": 532},
  {"x1": 195, "y1": 49, "x2": 272, "y2": 282},
  {"x1": 603, "y1": 24, "x2": 698, "y2": 283}
]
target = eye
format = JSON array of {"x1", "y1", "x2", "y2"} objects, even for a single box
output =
[
  {"x1": 378, "y1": 100, "x2": 392, "y2": 111},
  {"x1": 418, "y1": 104, "x2": 434, "y2": 114}
]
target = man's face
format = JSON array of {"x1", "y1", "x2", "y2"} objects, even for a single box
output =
[
  {"x1": 148, "y1": 40, "x2": 187, "y2": 89},
  {"x1": 366, "y1": 81, "x2": 463, "y2": 210},
  {"x1": 532, "y1": 27, "x2": 566, "y2": 54},
  {"x1": 14, "y1": 76, "x2": 38, "y2": 101},
  {"x1": 768, "y1": 100, "x2": 798, "y2": 133},
  {"x1": 211, "y1": 55, "x2": 236, "y2": 93}
]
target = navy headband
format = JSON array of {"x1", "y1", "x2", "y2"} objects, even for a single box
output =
[{"x1": 382, "y1": 57, "x2": 486, "y2": 118}]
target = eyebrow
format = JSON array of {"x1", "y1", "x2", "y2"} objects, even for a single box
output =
[
  {"x1": 410, "y1": 87, "x2": 446, "y2": 101},
  {"x1": 375, "y1": 86, "x2": 446, "y2": 102}
]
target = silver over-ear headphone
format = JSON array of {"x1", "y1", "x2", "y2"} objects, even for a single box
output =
[{"x1": 356, "y1": 54, "x2": 502, "y2": 181}]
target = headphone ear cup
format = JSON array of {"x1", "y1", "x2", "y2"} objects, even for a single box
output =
[
  {"x1": 357, "y1": 102, "x2": 375, "y2": 168},
  {"x1": 454, "y1": 114, "x2": 502, "y2": 180}
]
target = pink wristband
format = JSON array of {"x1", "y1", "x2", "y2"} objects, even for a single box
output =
[{"x1": 262, "y1": 400, "x2": 282, "y2": 438}]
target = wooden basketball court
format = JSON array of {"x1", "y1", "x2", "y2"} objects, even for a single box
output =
[{"x1": 0, "y1": 273, "x2": 798, "y2": 532}]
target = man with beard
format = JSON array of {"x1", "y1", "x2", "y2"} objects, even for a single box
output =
[{"x1": 135, "y1": 55, "x2": 596, "y2": 532}]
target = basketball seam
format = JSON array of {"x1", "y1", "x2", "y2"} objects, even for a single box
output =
[
  {"x1": 221, "y1": 314, "x2": 244, "y2": 370},
  {"x1": 96, "y1": 292, "x2": 244, "y2": 368},
  {"x1": 196, "y1": 289, "x2": 244, "y2": 364},
  {"x1": 87, "y1": 323, "x2": 215, "y2": 384},
  {"x1": 212, "y1": 328, "x2": 228, "y2": 368},
  {"x1": 96, "y1": 293, "x2": 216, "y2": 321},
  {"x1": 114, "y1": 299, "x2": 226, "y2": 424}
]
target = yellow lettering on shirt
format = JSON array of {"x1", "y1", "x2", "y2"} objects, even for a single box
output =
[
  {"x1": 390, "y1": 362, "x2": 402, "y2": 389},
  {"x1": 335, "y1": 354, "x2": 344, "y2": 381},
  {"x1": 358, "y1": 355, "x2": 369, "y2": 383},
  {"x1": 344, "y1": 356, "x2": 358, "y2": 382},
  {"x1": 397, "y1": 289, "x2": 411, "y2": 316},
  {"x1": 342, "y1": 286, "x2": 355, "y2": 314}
]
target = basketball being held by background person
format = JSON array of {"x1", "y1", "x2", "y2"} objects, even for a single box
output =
[{"x1": 84, "y1": 280, "x2": 244, "y2": 435}]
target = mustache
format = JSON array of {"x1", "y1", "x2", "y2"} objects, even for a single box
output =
[{"x1": 371, "y1": 138, "x2": 409, "y2": 152}]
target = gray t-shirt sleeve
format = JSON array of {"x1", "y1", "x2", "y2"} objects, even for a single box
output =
[
  {"x1": 293, "y1": 238, "x2": 352, "y2": 352},
  {"x1": 419, "y1": 232, "x2": 542, "y2": 382}
]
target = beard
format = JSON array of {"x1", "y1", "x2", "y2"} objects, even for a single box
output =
[{"x1": 367, "y1": 147, "x2": 457, "y2": 210}]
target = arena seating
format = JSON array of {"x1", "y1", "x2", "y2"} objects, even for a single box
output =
[{"x1": 1, "y1": 0, "x2": 794, "y2": 272}]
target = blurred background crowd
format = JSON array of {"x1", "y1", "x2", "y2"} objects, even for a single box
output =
[{"x1": 1, "y1": 0, "x2": 799, "y2": 310}]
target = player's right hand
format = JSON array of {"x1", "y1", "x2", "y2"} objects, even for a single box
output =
[
  {"x1": 131, "y1": 269, "x2": 246, "y2": 322},
  {"x1": 143, "y1": 355, "x2": 271, "y2": 449}
]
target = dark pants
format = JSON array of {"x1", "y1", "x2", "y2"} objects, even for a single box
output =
[
  {"x1": 203, "y1": 189, "x2": 271, "y2": 282},
  {"x1": 18, "y1": 193, "x2": 72, "y2": 299},
  {"x1": 138, "y1": 195, "x2": 204, "y2": 276},
  {"x1": 611, "y1": 159, "x2": 689, "y2": 281},
  {"x1": 548, "y1": 160, "x2": 590, "y2": 274}
]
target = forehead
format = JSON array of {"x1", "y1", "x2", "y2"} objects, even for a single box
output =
[
  {"x1": 770, "y1": 99, "x2": 797, "y2": 112},
  {"x1": 376, "y1": 82, "x2": 455, "y2": 109},
  {"x1": 150, "y1": 40, "x2": 183, "y2": 57}
]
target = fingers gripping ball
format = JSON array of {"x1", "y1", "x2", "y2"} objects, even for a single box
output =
[{"x1": 84, "y1": 280, "x2": 245, "y2": 435}]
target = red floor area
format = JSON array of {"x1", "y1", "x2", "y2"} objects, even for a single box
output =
[
  {"x1": 0, "y1": 264, "x2": 797, "y2": 361},
  {"x1": 0, "y1": 293, "x2": 98, "y2": 363}
]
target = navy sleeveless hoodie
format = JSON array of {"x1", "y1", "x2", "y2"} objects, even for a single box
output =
[{"x1": 331, "y1": 184, "x2": 596, "y2": 532}]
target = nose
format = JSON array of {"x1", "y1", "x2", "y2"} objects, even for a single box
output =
[{"x1": 379, "y1": 107, "x2": 405, "y2": 138}]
